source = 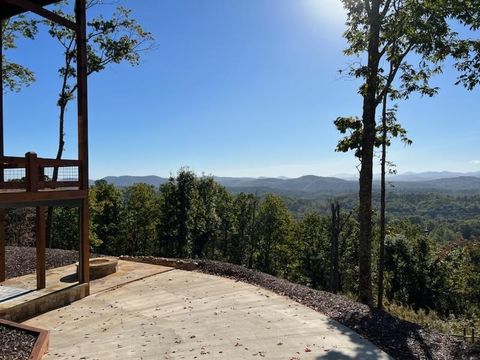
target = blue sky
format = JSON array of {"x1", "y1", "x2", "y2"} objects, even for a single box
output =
[{"x1": 3, "y1": 0, "x2": 480, "y2": 179}]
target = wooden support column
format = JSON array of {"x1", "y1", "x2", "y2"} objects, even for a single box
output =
[
  {"x1": 78, "y1": 198, "x2": 89, "y2": 290},
  {"x1": 26, "y1": 152, "x2": 39, "y2": 192},
  {"x1": 76, "y1": 0, "x2": 89, "y2": 292},
  {"x1": 0, "y1": 19, "x2": 5, "y2": 283},
  {"x1": 36, "y1": 207, "x2": 46, "y2": 290},
  {"x1": 0, "y1": 19, "x2": 4, "y2": 168},
  {"x1": 0, "y1": 211, "x2": 5, "y2": 283}
]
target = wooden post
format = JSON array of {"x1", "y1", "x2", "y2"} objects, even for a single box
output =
[
  {"x1": 0, "y1": 19, "x2": 5, "y2": 283},
  {"x1": 0, "y1": 211, "x2": 5, "y2": 283},
  {"x1": 36, "y1": 207, "x2": 46, "y2": 289},
  {"x1": 78, "y1": 198, "x2": 89, "y2": 288},
  {"x1": 76, "y1": 0, "x2": 88, "y2": 191},
  {"x1": 0, "y1": 19, "x2": 4, "y2": 170},
  {"x1": 463, "y1": 327, "x2": 467, "y2": 342},
  {"x1": 76, "y1": 0, "x2": 89, "y2": 292},
  {"x1": 26, "y1": 152, "x2": 39, "y2": 192}
]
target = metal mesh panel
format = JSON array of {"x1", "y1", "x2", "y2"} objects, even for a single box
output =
[
  {"x1": 4, "y1": 168, "x2": 26, "y2": 182},
  {"x1": 43, "y1": 166, "x2": 79, "y2": 181}
]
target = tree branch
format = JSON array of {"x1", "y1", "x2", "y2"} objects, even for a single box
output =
[
  {"x1": 381, "y1": 0, "x2": 393, "y2": 18},
  {"x1": 376, "y1": 43, "x2": 414, "y2": 104}
]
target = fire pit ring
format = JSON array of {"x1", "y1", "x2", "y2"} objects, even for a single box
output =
[{"x1": 76, "y1": 258, "x2": 118, "y2": 280}]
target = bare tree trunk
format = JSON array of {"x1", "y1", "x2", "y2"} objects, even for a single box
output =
[
  {"x1": 358, "y1": 0, "x2": 382, "y2": 306},
  {"x1": 46, "y1": 101, "x2": 67, "y2": 248},
  {"x1": 46, "y1": 44, "x2": 74, "y2": 248},
  {"x1": 377, "y1": 92, "x2": 388, "y2": 309}
]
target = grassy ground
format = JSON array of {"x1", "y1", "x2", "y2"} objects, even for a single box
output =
[{"x1": 385, "y1": 302, "x2": 479, "y2": 343}]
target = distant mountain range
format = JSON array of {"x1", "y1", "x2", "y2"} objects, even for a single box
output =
[
  {"x1": 375, "y1": 170, "x2": 480, "y2": 182},
  {"x1": 96, "y1": 171, "x2": 480, "y2": 197}
]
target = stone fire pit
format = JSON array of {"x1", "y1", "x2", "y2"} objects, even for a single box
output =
[{"x1": 76, "y1": 258, "x2": 118, "y2": 280}]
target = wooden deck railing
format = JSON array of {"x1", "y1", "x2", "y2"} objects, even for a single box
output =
[{"x1": 0, "y1": 152, "x2": 81, "y2": 191}]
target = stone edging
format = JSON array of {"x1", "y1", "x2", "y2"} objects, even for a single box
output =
[{"x1": 119, "y1": 256, "x2": 199, "y2": 271}]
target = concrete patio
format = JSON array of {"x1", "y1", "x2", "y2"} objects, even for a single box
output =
[
  {"x1": 0, "y1": 259, "x2": 171, "y2": 321},
  {"x1": 24, "y1": 261, "x2": 393, "y2": 359}
]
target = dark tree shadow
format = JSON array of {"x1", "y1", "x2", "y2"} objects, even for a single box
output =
[{"x1": 310, "y1": 318, "x2": 393, "y2": 359}]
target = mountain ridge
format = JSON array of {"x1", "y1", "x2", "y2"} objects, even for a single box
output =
[{"x1": 95, "y1": 173, "x2": 480, "y2": 195}]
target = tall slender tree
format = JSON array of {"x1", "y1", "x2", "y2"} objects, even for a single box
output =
[
  {"x1": 330, "y1": 202, "x2": 352, "y2": 294},
  {"x1": 377, "y1": 94, "x2": 411, "y2": 309},
  {"x1": 44, "y1": 0, "x2": 154, "y2": 246},
  {"x1": 340, "y1": 0, "x2": 455, "y2": 304}
]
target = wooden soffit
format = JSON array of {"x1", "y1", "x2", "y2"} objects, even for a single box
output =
[{"x1": 0, "y1": 0, "x2": 63, "y2": 20}]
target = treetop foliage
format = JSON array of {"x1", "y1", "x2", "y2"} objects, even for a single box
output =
[{"x1": 2, "y1": 16, "x2": 38, "y2": 93}]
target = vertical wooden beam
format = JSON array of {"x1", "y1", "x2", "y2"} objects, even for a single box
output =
[
  {"x1": 0, "y1": 210, "x2": 5, "y2": 283},
  {"x1": 36, "y1": 207, "x2": 46, "y2": 290},
  {"x1": 76, "y1": 0, "x2": 89, "y2": 291},
  {"x1": 0, "y1": 19, "x2": 6, "y2": 283},
  {"x1": 78, "y1": 198, "x2": 89, "y2": 291},
  {"x1": 76, "y1": 0, "x2": 88, "y2": 191},
  {"x1": 26, "y1": 152, "x2": 39, "y2": 192},
  {"x1": 0, "y1": 19, "x2": 4, "y2": 169}
]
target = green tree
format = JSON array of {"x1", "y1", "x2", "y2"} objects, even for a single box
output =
[
  {"x1": 51, "y1": 207, "x2": 78, "y2": 250},
  {"x1": 89, "y1": 180, "x2": 125, "y2": 255},
  {"x1": 123, "y1": 183, "x2": 159, "y2": 255},
  {"x1": 45, "y1": 0, "x2": 154, "y2": 246},
  {"x1": 1, "y1": 16, "x2": 38, "y2": 92},
  {"x1": 256, "y1": 194, "x2": 293, "y2": 275},
  {"x1": 229, "y1": 193, "x2": 255, "y2": 265},
  {"x1": 216, "y1": 186, "x2": 234, "y2": 260},
  {"x1": 296, "y1": 212, "x2": 330, "y2": 289},
  {"x1": 340, "y1": 0, "x2": 455, "y2": 304},
  {"x1": 448, "y1": 0, "x2": 480, "y2": 90},
  {"x1": 330, "y1": 202, "x2": 353, "y2": 293},
  {"x1": 175, "y1": 169, "x2": 198, "y2": 257},
  {"x1": 192, "y1": 176, "x2": 220, "y2": 258},
  {"x1": 384, "y1": 220, "x2": 434, "y2": 310},
  {"x1": 246, "y1": 194, "x2": 259, "y2": 269},
  {"x1": 157, "y1": 178, "x2": 179, "y2": 257},
  {"x1": 335, "y1": 103, "x2": 411, "y2": 306}
]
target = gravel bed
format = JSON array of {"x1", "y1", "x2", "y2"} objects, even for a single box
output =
[
  {"x1": 123, "y1": 256, "x2": 480, "y2": 360},
  {"x1": 5, "y1": 246, "x2": 96, "y2": 279},
  {"x1": 3, "y1": 246, "x2": 100, "y2": 359},
  {"x1": 3, "y1": 246, "x2": 78, "y2": 358},
  {"x1": 0, "y1": 324, "x2": 37, "y2": 360}
]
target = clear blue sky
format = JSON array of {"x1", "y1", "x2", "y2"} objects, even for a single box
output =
[{"x1": 3, "y1": 0, "x2": 480, "y2": 179}]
